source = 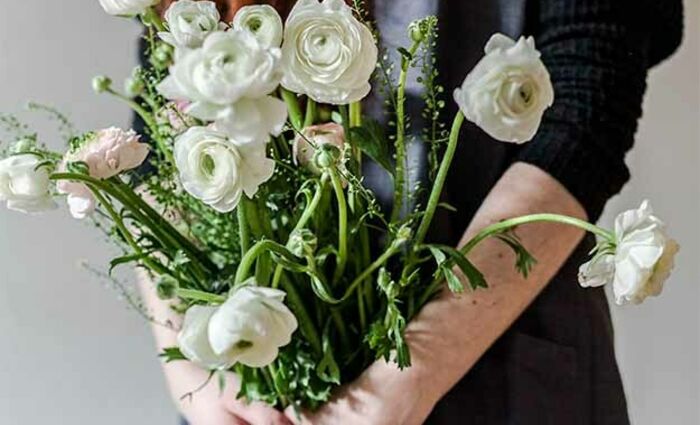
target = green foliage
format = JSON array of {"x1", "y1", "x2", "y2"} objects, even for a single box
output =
[
  {"x1": 496, "y1": 229, "x2": 538, "y2": 278},
  {"x1": 350, "y1": 119, "x2": 394, "y2": 176}
]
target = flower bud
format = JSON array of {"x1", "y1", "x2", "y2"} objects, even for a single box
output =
[
  {"x1": 151, "y1": 43, "x2": 174, "y2": 70},
  {"x1": 124, "y1": 76, "x2": 145, "y2": 98},
  {"x1": 409, "y1": 20, "x2": 426, "y2": 43},
  {"x1": 313, "y1": 144, "x2": 342, "y2": 170},
  {"x1": 288, "y1": 229, "x2": 318, "y2": 258},
  {"x1": 392, "y1": 224, "x2": 413, "y2": 249},
  {"x1": 92, "y1": 76, "x2": 113, "y2": 94},
  {"x1": 156, "y1": 275, "x2": 179, "y2": 300}
]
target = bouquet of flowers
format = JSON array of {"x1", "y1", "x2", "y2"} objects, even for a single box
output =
[{"x1": 0, "y1": 0, "x2": 679, "y2": 412}]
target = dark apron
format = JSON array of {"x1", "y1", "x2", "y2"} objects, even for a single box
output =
[{"x1": 418, "y1": 1, "x2": 630, "y2": 424}]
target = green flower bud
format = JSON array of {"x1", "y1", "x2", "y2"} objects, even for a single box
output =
[
  {"x1": 124, "y1": 76, "x2": 145, "y2": 98},
  {"x1": 92, "y1": 76, "x2": 113, "y2": 94},
  {"x1": 156, "y1": 275, "x2": 179, "y2": 300},
  {"x1": 408, "y1": 20, "x2": 426, "y2": 43},
  {"x1": 151, "y1": 43, "x2": 174, "y2": 70},
  {"x1": 313, "y1": 144, "x2": 341, "y2": 170},
  {"x1": 288, "y1": 229, "x2": 318, "y2": 258},
  {"x1": 392, "y1": 224, "x2": 413, "y2": 249}
]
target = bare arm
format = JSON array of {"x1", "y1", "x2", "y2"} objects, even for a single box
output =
[{"x1": 290, "y1": 162, "x2": 588, "y2": 424}]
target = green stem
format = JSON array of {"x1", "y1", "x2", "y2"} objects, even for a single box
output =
[
  {"x1": 349, "y1": 102, "x2": 362, "y2": 127},
  {"x1": 328, "y1": 168, "x2": 348, "y2": 284},
  {"x1": 142, "y1": 7, "x2": 167, "y2": 32},
  {"x1": 345, "y1": 243, "x2": 401, "y2": 299},
  {"x1": 237, "y1": 205, "x2": 250, "y2": 259},
  {"x1": 175, "y1": 288, "x2": 226, "y2": 304},
  {"x1": 52, "y1": 174, "x2": 216, "y2": 281},
  {"x1": 271, "y1": 177, "x2": 327, "y2": 289},
  {"x1": 105, "y1": 88, "x2": 175, "y2": 164},
  {"x1": 110, "y1": 179, "x2": 217, "y2": 275},
  {"x1": 89, "y1": 187, "x2": 170, "y2": 278},
  {"x1": 278, "y1": 274, "x2": 322, "y2": 355},
  {"x1": 416, "y1": 213, "x2": 614, "y2": 309},
  {"x1": 460, "y1": 214, "x2": 615, "y2": 255},
  {"x1": 413, "y1": 112, "x2": 465, "y2": 246},
  {"x1": 266, "y1": 364, "x2": 289, "y2": 407},
  {"x1": 234, "y1": 240, "x2": 301, "y2": 285},
  {"x1": 391, "y1": 40, "x2": 422, "y2": 223},
  {"x1": 280, "y1": 88, "x2": 303, "y2": 130},
  {"x1": 304, "y1": 99, "x2": 317, "y2": 128}
]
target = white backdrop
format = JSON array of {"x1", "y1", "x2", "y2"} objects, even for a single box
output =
[{"x1": 0, "y1": 2, "x2": 697, "y2": 424}]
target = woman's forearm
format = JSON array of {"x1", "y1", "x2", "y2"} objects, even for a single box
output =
[{"x1": 325, "y1": 162, "x2": 590, "y2": 425}]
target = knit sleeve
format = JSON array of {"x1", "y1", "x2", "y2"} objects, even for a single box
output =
[{"x1": 515, "y1": 0, "x2": 681, "y2": 220}]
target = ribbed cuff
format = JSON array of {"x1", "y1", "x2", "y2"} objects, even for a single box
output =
[{"x1": 515, "y1": 124, "x2": 630, "y2": 222}]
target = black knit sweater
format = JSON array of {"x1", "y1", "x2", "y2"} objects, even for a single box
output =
[{"x1": 514, "y1": 0, "x2": 683, "y2": 220}]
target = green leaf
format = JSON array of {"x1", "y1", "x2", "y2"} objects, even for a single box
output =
[
  {"x1": 309, "y1": 275, "x2": 342, "y2": 305},
  {"x1": 109, "y1": 252, "x2": 151, "y2": 274},
  {"x1": 350, "y1": 120, "x2": 394, "y2": 176},
  {"x1": 496, "y1": 231, "x2": 538, "y2": 278},
  {"x1": 437, "y1": 202, "x2": 458, "y2": 212},
  {"x1": 428, "y1": 247, "x2": 464, "y2": 293},
  {"x1": 316, "y1": 326, "x2": 341, "y2": 384},
  {"x1": 441, "y1": 266, "x2": 464, "y2": 293},
  {"x1": 397, "y1": 46, "x2": 413, "y2": 61},
  {"x1": 159, "y1": 347, "x2": 186, "y2": 363},
  {"x1": 428, "y1": 245, "x2": 487, "y2": 290}
]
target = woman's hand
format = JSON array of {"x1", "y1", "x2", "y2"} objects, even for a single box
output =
[
  {"x1": 284, "y1": 360, "x2": 434, "y2": 425},
  {"x1": 137, "y1": 270, "x2": 291, "y2": 425}
]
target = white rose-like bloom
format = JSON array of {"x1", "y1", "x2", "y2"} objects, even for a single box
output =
[
  {"x1": 281, "y1": 0, "x2": 378, "y2": 105},
  {"x1": 174, "y1": 127, "x2": 275, "y2": 213},
  {"x1": 454, "y1": 33, "x2": 554, "y2": 144},
  {"x1": 0, "y1": 154, "x2": 57, "y2": 214},
  {"x1": 159, "y1": 0, "x2": 224, "y2": 49},
  {"x1": 178, "y1": 282, "x2": 298, "y2": 370},
  {"x1": 293, "y1": 123, "x2": 346, "y2": 175},
  {"x1": 578, "y1": 201, "x2": 680, "y2": 305},
  {"x1": 232, "y1": 5, "x2": 284, "y2": 49},
  {"x1": 98, "y1": 0, "x2": 158, "y2": 16},
  {"x1": 157, "y1": 30, "x2": 287, "y2": 143}
]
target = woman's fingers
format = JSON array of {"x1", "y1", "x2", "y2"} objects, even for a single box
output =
[{"x1": 234, "y1": 401, "x2": 293, "y2": 425}]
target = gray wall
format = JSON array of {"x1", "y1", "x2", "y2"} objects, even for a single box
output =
[{"x1": 0, "y1": 1, "x2": 697, "y2": 424}]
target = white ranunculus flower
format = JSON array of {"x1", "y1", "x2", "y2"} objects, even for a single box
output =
[
  {"x1": 159, "y1": 0, "x2": 224, "y2": 49},
  {"x1": 232, "y1": 5, "x2": 284, "y2": 49},
  {"x1": 578, "y1": 201, "x2": 680, "y2": 306},
  {"x1": 98, "y1": 0, "x2": 158, "y2": 16},
  {"x1": 178, "y1": 282, "x2": 298, "y2": 370},
  {"x1": 0, "y1": 154, "x2": 57, "y2": 214},
  {"x1": 454, "y1": 33, "x2": 554, "y2": 144},
  {"x1": 281, "y1": 0, "x2": 378, "y2": 105},
  {"x1": 173, "y1": 127, "x2": 275, "y2": 213},
  {"x1": 157, "y1": 30, "x2": 286, "y2": 143}
]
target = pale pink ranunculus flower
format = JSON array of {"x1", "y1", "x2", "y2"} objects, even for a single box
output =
[
  {"x1": 57, "y1": 128, "x2": 149, "y2": 219},
  {"x1": 71, "y1": 127, "x2": 150, "y2": 179},
  {"x1": 293, "y1": 123, "x2": 346, "y2": 175}
]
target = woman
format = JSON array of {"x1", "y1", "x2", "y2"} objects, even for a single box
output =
[{"x1": 139, "y1": 1, "x2": 683, "y2": 424}]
